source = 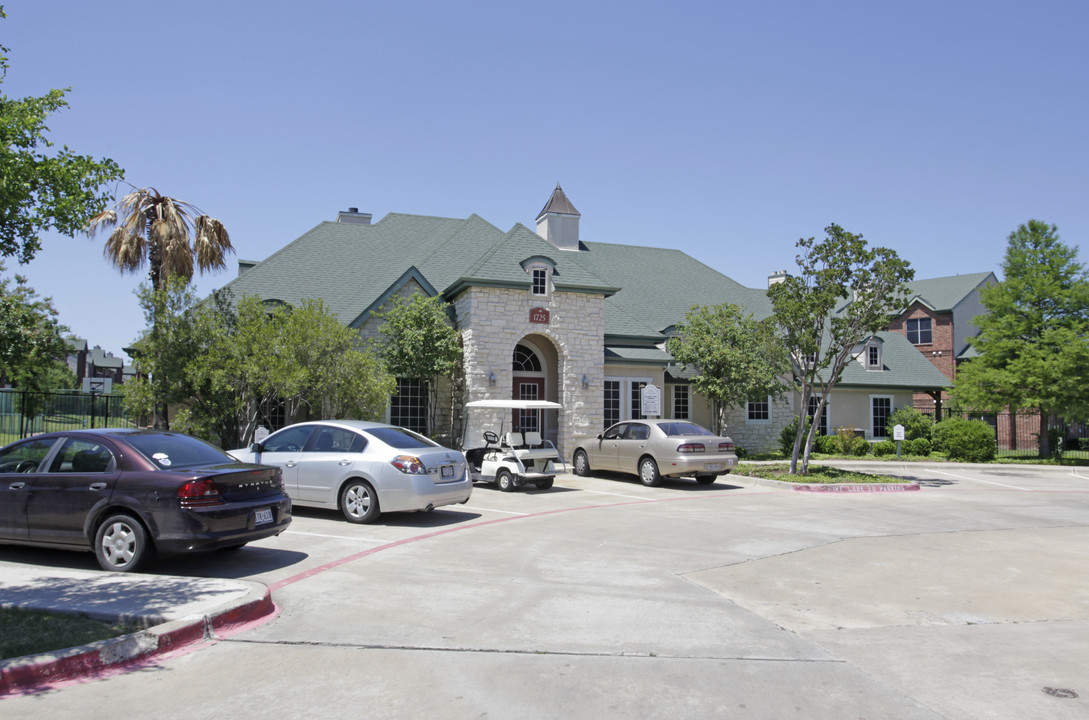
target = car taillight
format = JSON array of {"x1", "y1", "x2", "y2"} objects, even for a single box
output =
[
  {"x1": 719, "y1": 441, "x2": 735, "y2": 452},
  {"x1": 390, "y1": 455, "x2": 427, "y2": 474},
  {"x1": 676, "y1": 443, "x2": 705, "y2": 453},
  {"x1": 177, "y1": 478, "x2": 224, "y2": 507}
]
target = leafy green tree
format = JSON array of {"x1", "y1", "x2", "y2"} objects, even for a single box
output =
[
  {"x1": 953, "y1": 220, "x2": 1089, "y2": 457},
  {"x1": 123, "y1": 278, "x2": 211, "y2": 430},
  {"x1": 0, "y1": 263, "x2": 70, "y2": 384},
  {"x1": 374, "y1": 292, "x2": 463, "y2": 436},
  {"x1": 769, "y1": 224, "x2": 914, "y2": 474},
  {"x1": 183, "y1": 295, "x2": 395, "y2": 446},
  {"x1": 667, "y1": 303, "x2": 788, "y2": 433},
  {"x1": 0, "y1": 7, "x2": 124, "y2": 262},
  {"x1": 87, "y1": 186, "x2": 232, "y2": 292}
]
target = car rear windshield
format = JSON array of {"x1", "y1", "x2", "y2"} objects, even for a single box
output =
[
  {"x1": 364, "y1": 427, "x2": 439, "y2": 450},
  {"x1": 124, "y1": 433, "x2": 235, "y2": 469},
  {"x1": 658, "y1": 422, "x2": 714, "y2": 437}
]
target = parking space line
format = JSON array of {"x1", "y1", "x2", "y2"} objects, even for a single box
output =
[
  {"x1": 931, "y1": 468, "x2": 1032, "y2": 491},
  {"x1": 581, "y1": 488, "x2": 652, "y2": 501},
  {"x1": 459, "y1": 505, "x2": 528, "y2": 516},
  {"x1": 285, "y1": 531, "x2": 388, "y2": 542}
]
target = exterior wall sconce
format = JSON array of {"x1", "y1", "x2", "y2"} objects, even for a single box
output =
[
  {"x1": 931, "y1": 351, "x2": 943, "y2": 357},
  {"x1": 488, "y1": 371, "x2": 497, "y2": 387},
  {"x1": 581, "y1": 374, "x2": 590, "y2": 389}
]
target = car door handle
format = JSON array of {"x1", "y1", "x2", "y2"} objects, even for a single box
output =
[
  {"x1": 8, "y1": 481, "x2": 25, "y2": 490},
  {"x1": 89, "y1": 482, "x2": 108, "y2": 491},
  {"x1": 284, "y1": 461, "x2": 298, "y2": 468},
  {"x1": 338, "y1": 460, "x2": 352, "y2": 466}
]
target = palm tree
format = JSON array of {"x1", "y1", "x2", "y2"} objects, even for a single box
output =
[
  {"x1": 87, "y1": 186, "x2": 233, "y2": 290},
  {"x1": 88, "y1": 187, "x2": 233, "y2": 429}
]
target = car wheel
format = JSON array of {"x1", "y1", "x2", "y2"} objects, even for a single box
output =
[
  {"x1": 695, "y1": 474, "x2": 717, "y2": 485},
  {"x1": 535, "y1": 477, "x2": 554, "y2": 490},
  {"x1": 639, "y1": 457, "x2": 662, "y2": 487},
  {"x1": 573, "y1": 449, "x2": 590, "y2": 477},
  {"x1": 95, "y1": 514, "x2": 154, "y2": 572},
  {"x1": 340, "y1": 480, "x2": 380, "y2": 523},
  {"x1": 496, "y1": 469, "x2": 515, "y2": 492}
]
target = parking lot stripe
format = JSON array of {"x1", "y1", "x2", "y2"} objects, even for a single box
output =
[
  {"x1": 581, "y1": 489, "x2": 651, "y2": 501},
  {"x1": 285, "y1": 531, "x2": 388, "y2": 542},
  {"x1": 458, "y1": 506, "x2": 528, "y2": 516},
  {"x1": 930, "y1": 468, "x2": 1032, "y2": 491}
]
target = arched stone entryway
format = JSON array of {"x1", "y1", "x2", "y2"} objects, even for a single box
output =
[{"x1": 511, "y1": 334, "x2": 560, "y2": 446}]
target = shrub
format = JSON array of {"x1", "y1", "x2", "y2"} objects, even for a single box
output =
[
  {"x1": 886, "y1": 406, "x2": 933, "y2": 441},
  {"x1": 734, "y1": 445, "x2": 748, "y2": 459},
  {"x1": 905, "y1": 437, "x2": 932, "y2": 456},
  {"x1": 834, "y1": 426, "x2": 870, "y2": 456},
  {"x1": 814, "y1": 434, "x2": 838, "y2": 454},
  {"x1": 873, "y1": 439, "x2": 897, "y2": 456},
  {"x1": 779, "y1": 416, "x2": 811, "y2": 456},
  {"x1": 932, "y1": 418, "x2": 996, "y2": 462}
]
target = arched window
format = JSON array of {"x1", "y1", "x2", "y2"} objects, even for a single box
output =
[{"x1": 512, "y1": 344, "x2": 542, "y2": 372}]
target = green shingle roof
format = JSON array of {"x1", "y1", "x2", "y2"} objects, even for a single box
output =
[
  {"x1": 837, "y1": 332, "x2": 950, "y2": 389},
  {"x1": 219, "y1": 213, "x2": 616, "y2": 326},
  {"x1": 903, "y1": 272, "x2": 995, "y2": 312}
]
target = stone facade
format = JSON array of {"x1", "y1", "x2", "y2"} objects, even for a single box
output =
[
  {"x1": 454, "y1": 286, "x2": 605, "y2": 458},
  {"x1": 721, "y1": 397, "x2": 794, "y2": 454}
]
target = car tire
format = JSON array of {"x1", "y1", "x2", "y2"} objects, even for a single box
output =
[
  {"x1": 535, "y1": 477, "x2": 554, "y2": 490},
  {"x1": 95, "y1": 514, "x2": 154, "y2": 572},
  {"x1": 496, "y1": 469, "x2": 515, "y2": 492},
  {"x1": 340, "y1": 479, "x2": 380, "y2": 523},
  {"x1": 695, "y1": 474, "x2": 717, "y2": 485},
  {"x1": 573, "y1": 449, "x2": 590, "y2": 477},
  {"x1": 639, "y1": 457, "x2": 662, "y2": 487}
]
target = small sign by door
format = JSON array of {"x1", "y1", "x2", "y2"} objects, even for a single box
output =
[
  {"x1": 530, "y1": 307, "x2": 550, "y2": 324},
  {"x1": 641, "y1": 383, "x2": 661, "y2": 416}
]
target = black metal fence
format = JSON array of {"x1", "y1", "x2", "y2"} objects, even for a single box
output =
[
  {"x1": 0, "y1": 390, "x2": 133, "y2": 441},
  {"x1": 924, "y1": 406, "x2": 1089, "y2": 459}
]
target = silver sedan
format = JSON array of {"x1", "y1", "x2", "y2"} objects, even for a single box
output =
[
  {"x1": 571, "y1": 419, "x2": 738, "y2": 486},
  {"x1": 230, "y1": 420, "x2": 471, "y2": 523}
]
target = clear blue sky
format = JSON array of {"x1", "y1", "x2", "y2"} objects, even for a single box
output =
[{"x1": 5, "y1": 0, "x2": 1088, "y2": 362}]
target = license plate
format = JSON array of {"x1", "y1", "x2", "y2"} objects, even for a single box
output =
[
  {"x1": 705, "y1": 463, "x2": 723, "y2": 471},
  {"x1": 440, "y1": 464, "x2": 455, "y2": 479},
  {"x1": 254, "y1": 508, "x2": 273, "y2": 525}
]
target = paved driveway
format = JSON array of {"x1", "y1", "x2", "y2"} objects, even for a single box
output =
[{"x1": 3, "y1": 463, "x2": 1088, "y2": 718}]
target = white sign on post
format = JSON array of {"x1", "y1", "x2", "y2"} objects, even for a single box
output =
[
  {"x1": 893, "y1": 424, "x2": 906, "y2": 441},
  {"x1": 641, "y1": 383, "x2": 661, "y2": 417}
]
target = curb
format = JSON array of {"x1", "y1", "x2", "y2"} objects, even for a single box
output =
[
  {"x1": 754, "y1": 477, "x2": 921, "y2": 493},
  {"x1": 0, "y1": 581, "x2": 275, "y2": 695}
]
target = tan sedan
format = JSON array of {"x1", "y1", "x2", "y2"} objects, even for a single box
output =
[{"x1": 571, "y1": 419, "x2": 738, "y2": 486}]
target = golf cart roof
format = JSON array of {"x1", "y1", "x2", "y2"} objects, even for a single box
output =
[{"x1": 465, "y1": 400, "x2": 563, "y2": 410}]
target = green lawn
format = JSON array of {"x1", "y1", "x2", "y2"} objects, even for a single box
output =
[
  {"x1": 0, "y1": 607, "x2": 140, "y2": 661},
  {"x1": 735, "y1": 463, "x2": 909, "y2": 484}
]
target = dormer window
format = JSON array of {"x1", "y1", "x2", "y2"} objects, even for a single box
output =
[
  {"x1": 532, "y1": 267, "x2": 548, "y2": 295},
  {"x1": 521, "y1": 256, "x2": 556, "y2": 297},
  {"x1": 864, "y1": 340, "x2": 882, "y2": 370}
]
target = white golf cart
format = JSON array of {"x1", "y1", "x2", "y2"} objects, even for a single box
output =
[{"x1": 462, "y1": 399, "x2": 566, "y2": 491}]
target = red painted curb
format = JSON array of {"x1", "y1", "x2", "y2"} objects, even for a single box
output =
[{"x1": 791, "y1": 482, "x2": 921, "y2": 493}]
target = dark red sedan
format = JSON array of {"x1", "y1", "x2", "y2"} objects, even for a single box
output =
[{"x1": 0, "y1": 429, "x2": 291, "y2": 572}]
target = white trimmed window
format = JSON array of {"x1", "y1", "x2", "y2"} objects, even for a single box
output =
[
  {"x1": 870, "y1": 395, "x2": 893, "y2": 438},
  {"x1": 531, "y1": 267, "x2": 548, "y2": 295},
  {"x1": 672, "y1": 385, "x2": 690, "y2": 419},
  {"x1": 906, "y1": 317, "x2": 932, "y2": 344},
  {"x1": 747, "y1": 396, "x2": 771, "y2": 423}
]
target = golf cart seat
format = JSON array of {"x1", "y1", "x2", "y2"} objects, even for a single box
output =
[
  {"x1": 510, "y1": 431, "x2": 559, "y2": 461},
  {"x1": 504, "y1": 432, "x2": 524, "y2": 449}
]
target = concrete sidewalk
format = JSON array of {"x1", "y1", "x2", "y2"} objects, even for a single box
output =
[{"x1": 0, "y1": 561, "x2": 274, "y2": 695}]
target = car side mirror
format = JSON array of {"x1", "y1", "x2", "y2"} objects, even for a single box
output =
[
  {"x1": 596, "y1": 434, "x2": 603, "y2": 440},
  {"x1": 250, "y1": 442, "x2": 263, "y2": 453}
]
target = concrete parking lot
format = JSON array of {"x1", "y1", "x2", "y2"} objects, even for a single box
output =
[{"x1": 2, "y1": 462, "x2": 1088, "y2": 718}]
